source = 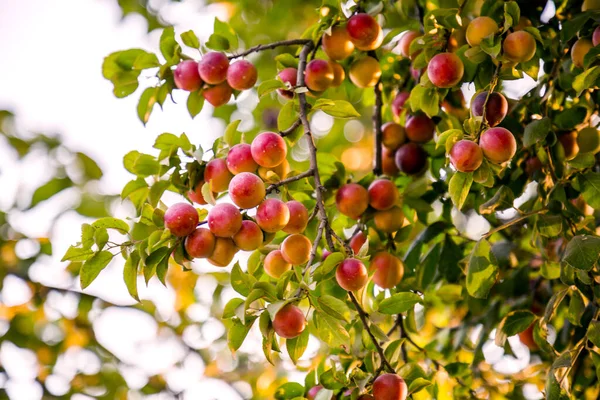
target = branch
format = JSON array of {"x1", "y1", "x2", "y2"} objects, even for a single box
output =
[
  {"x1": 228, "y1": 39, "x2": 313, "y2": 59},
  {"x1": 348, "y1": 292, "x2": 395, "y2": 373},
  {"x1": 482, "y1": 209, "x2": 546, "y2": 239},
  {"x1": 279, "y1": 118, "x2": 302, "y2": 137},
  {"x1": 373, "y1": 80, "x2": 383, "y2": 175},
  {"x1": 265, "y1": 169, "x2": 314, "y2": 194}
]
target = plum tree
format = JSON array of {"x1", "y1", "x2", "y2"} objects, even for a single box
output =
[
  {"x1": 503, "y1": 31, "x2": 537, "y2": 63},
  {"x1": 251, "y1": 132, "x2": 287, "y2": 168},
  {"x1": 349, "y1": 56, "x2": 382, "y2": 88},
  {"x1": 479, "y1": 127, "x2": 517, "y2": 163},
  {"x1": 174, "y1": 60, "x2": 202, "y2": 91},
  {"x1": 349, "y1": 231, "x2": 367, "y2": 255},
  {"x1": 336, "y1": 258, "x2": 368, "y2": 291},
  {"x1": 232, "y1": 220, "x2": 263, "y2": 251},
  {"x1": 470, "y1": 91, "x2": 508, "y2": 127},
  {"x1": 427, "y1": 52, "x2": 464, "y2": 88},
  {"x1": 450, "y1": 140, "x2": 483, "y2": 172},
  {"x1": 197, "y1": 51, "x2": 229, "y2": 84},
  {"x1": 228, "y1": 172, "x2": 266, "y2": 209},
  {"x1": 323, "y1": 25, "x2": 355, "y2": 60},
  {"x1": 373, "y1": 374, "x2": 407, "y2": 400},
  {"x1": 273, "y1": 304, "x2": 306, "y2": 339},
  {"x1": 164, "y1": 203, "x2": 199, "y2": 237},
  {"x1": 336, "y1": 183, "x2": 369, "y2": 219},
  {"x1": 382, "y1": 146, "x2": 400, "y2": 176},
  {"x1": 185, "y1": 227, "x2": 216, "y2": 258},
  {"x1": 346, "y1": 13, "x2": 383, "y2": 51},
  {"x1": 207, "y1": 203, "x2": 242, "y2": 237},
  {"x1": 466, "y1": 16, "x2": 498, "y2": 46}
]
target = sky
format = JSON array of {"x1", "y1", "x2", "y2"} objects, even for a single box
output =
[{"x1": 0, "y1": 1, "x2": 549, "y2": 399}]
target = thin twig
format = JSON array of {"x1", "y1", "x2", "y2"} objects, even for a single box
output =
[
  {"x1": 373, "y1": 79, "x2": 383, "y2": 175},
  {"x1": 265, "y1": 169, "x2": 314, "y2": 194},
  {"x1": 279, "y1": 118, "x2": 302, "y2": 137},
  {"x1": 228, "y1": 39, "x2": 313, "y2": 59},
  {"x1": 482, "y1": 209, "x2": 547, "y2": 239},
  {"x1": 348, "y1": 292, "x2": 395, "y2": 373}
]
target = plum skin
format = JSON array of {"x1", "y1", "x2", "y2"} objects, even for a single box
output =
[
  {"x1": 185, "y1": 227, "x2": 216, "y2": 258},
  {"x1": 164, "y1": 203, "x2": 199, "y2": 237},
  {"x1": 349, "y1": 56, "x2": 382, "y2": 88},
  {"x1": 251, "y1": 132, "x2": 288, "y2": 168},
  {"x1": 207, "y1": 203, "x2": 243, "y2": 237},
  {"x1": 405, "y1": 114, "x2": 435, "y2": 143},
  {"x1": 335, "y1": 259, "x2": 369, "y2": 291},
  {"x1": 395, "y1": 143, "x2": 427, "y2": 175},
  {"x1": 305, "y1": 59, "x2": 334, "y2": 92},
  {"x1": 174, "y1": 60, "x2": 202, "y2": 91},
  {"x1": 346, "y1": 13, "x2": 383, "y2": 51},
  {"x1": 450, "y1": 140, "x2": 484, "y2": 172},
  {"x1": 503, "y1": 31, "x2": 537, "y2": 63},
  {"x1": 198, "y1": 51, "x2": 229, "y2": 84},
  {"x1": 336, "y1": 183, "x2": 369, "y2": 219},
  {"x1": 479, "y1": 127, "x2": 517, "y2": 164},
  {"x1": 370, "y1": 252, "x2": 404, "y2": 289},
  {"x1": 277, "y1": 67, "x2": 298, "y2": 99},
  {"x1": 470, "y1": 91, "x2": 508, "y2": 127},
  {"x1": 226, "y1": 60, "x2": 257, "y2": 90},
  {"x1": 273, "y1": 304, "x2": 306, "y2": 339},
  {"x1": 264, "y1": 250, "x2": 291, "y2": 278},
  {"x1": 368, "y1": 179, "x2": 399, "y2": 211},
  {"x1": 228, "y1": 172, "x2": 266, "y2": 209},
  {"x1": 427, "y1": 52, "x2": 464, "y2": 88},
  {"x1": 322, "y1": 25, "x2": 355, "y2": 60},
  {"x1": 373, "y1": 374, "x2": 408, "y2": 400},
  {"x1": 466, "y1": 16, "x2": 498, "y2": 46}
]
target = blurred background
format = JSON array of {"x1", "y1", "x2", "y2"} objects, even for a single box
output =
[{"x1": 0, "y1": 0, "x2": 551, "y2": 399}]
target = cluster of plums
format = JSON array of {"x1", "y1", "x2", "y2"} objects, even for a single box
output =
[
  {"x1": 307, "y1": 373, "x2": 408, "y2": 400},
  {"x1": 449, "y1": 91, "x2": 517, "y2": 172},
  {"x1": 173, "y1": 51, "x2": 257, "y2": 106}
]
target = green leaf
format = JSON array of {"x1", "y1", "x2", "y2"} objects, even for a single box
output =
[
  {"x1": 573, "y1": 66, "x2": 600, "y2": 95},
  {"x1": 567, "y1": 289, "x2": 585, "y2": 326},
  {"x1": 379, "y1": 292, "x2": 423, "y2": 314},
  {"x1": 159, "y1": 27, "x2": 181, "y2": 62},
  {"x1": 315, "y1": 252, "x2": 344, "y2": 277},
  {"x1": 580, "y1": 172, "x2": 600, "y2": 210},
  {"x1": 181, "y1": 30, "x2": 200, "y2": 48},
  {"x1": 228, "y1": 317, "x2": 255, "y2": 352},
  {"x1": 274, "y1": 382, "x2": 304, "y2": 400},
  {"x1": 61, "y1": 246, "x2": 94, "y2": 262},
  {"x1": 94, "y1": 228, "x2": 109, "y2": 250},
  {"x1": 312, "y1": 99, "x2": 360, "y2": 119},
  {"x1": 123, "y1": 151, "x2": 160, "y2": 177},
  {"x1": 275, "y1": 53, "x2": 299, "y2": 69},
  {"x1": 92, "y1": 217, "x2": 130, "y2": 234},
  {"x1": 588, "y1": 320, "x2": 600, "y2": 348},
  {"x1": 554, "y1": 106, "x2": 587, "y2": 130},
  {"x1": 286, "y1": 328, "x2": 309, "y2": 364},
  {"x1": 408, "y1": 377, "x2": 432, "y2": 395},
  {"x1": 124, "y1": 253, "x2": 140, "y2": 301},
  {"x1": 420, "y1": 88, "x2": 440, "y2": 118},
  {"x1": 29, "y1": 177, "x2": 73, "y2": 208},
  {"x1": 466, "y1": 239, "x2": 498, "y2": 299},
  {"x1": 278, "y1": 101, "x2": 298, "y2": 131},
  {"x1": 137, "y1": 86, "x2": 158, "y2": 125},
  {"x1": 436, "y1": 129, "x2": 463, "y2": 150},
  {"x1": 537, "y1": 215, "x2": 563, "y2": 238},
  {"x1": 448, "y1": 171, "x2": 473, "y2": 210},
  {"x1": 231, "y1": 262, "x2": 257, "y2": 296},
  {"x1": 258, "y1": 79, "x2": 285, "y2": 97},
  {"x1": 80, "y1": 251, "x2": 113, "y2": 289},
  {"x1": 315, "y1": 312, "x2": 350, "y2": 348},
  {"x1": 562, "y1": 235, "x2": 600, "y2": 271},
  {"x1": 522, "y1": 117, "x2": 551, "y2": 147},
  {"x1": 560, "y1": 13, "x2": 590, "y2": 42},
  {"x1": 495, "y1": 310, "x2": 535, "y2": 347},
  {"x1": 214, "y1": 18, "x2": 238, "y2": 50},
  {"x1": 76, "y1": 152, "x2": 103, "y2": 180},
  {"x1": 223, "y1": 120, "x2": 242, "y2": 146},
  {"x1": 206, "y1": 33, "x2": 230, "y2": 50},
  {"x1": 317, "y1": 295, "x2": 351, "y2": 322},
  {"x1": 187, "y1": 90, "x2": 205, "y2": 118},
  {"x1": 479, "y1": 186, "x2": 514, "y2": 214}
]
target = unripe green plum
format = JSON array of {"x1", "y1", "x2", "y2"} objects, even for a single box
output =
[
  {"x1": 273, "y1": 304, "x2": 306, "y2": 339},
  {"x1": 558, "y1": 131, "x2": 579, "y2": 160},
  {"x1": 251, "y1": 132, "x2": 288, "y2": 168},
  {"x1": 346, "y1": 13, "x2": 383, "y2": 51},
  {"x1": 349, "y1": 231, "x2": 367, "y2": 255},
  {"x1": 207, "y1": 237, "x2": 237, "y2": 267},
  {"x1": 174, "y1": 60, "x2": 202, "y2": 91},
  {"x1": 264, "y1": 250, "x2": 291, "y2": 278},
  {"x1": 203, "y1": 82, "x2": 232, "y2": 107},
  {"x1": 374, "y1": 206, "x2": 404, "y2": 233},
  {"x1": 470, "y1": 91, "x2": 508, "y2": 127},
  {"x1": 164, "y1": 203, "x2": 199, "y2": 237},
  {"x1": 479, "y1": 127, "x2": 517, "y2": 164},
  {"x1": 427, "y1": 52, "x2": 464, "y2": 88},
  {"x1": 305, "y1": 59, "x2": 334, "y2": 92},
  {"x1": 281, "y1": 234, "x2": 312, "y2": 265},
  {"x1": 391, "y1": 92, "x2": 410, "y2": 119},
  {"x1": 582, "y1": 0, "x2": 600, "y2": 11},
  {"x1": 503, "y1": 31, "x2": 537, "y2": 63},
  {"x1": 277, "y1": 67, "x2": 298, "y2": 99},
  {"x1": 232, "y1": 220, "x2": 263, "y2": 251},
  {"x1": 328, "y1": 61, "x2": 345, "y2": 87},
  {"x1": 577, "y1": 127, "x2": 600, "y2": 153},
  {"x1": 450, "y1": 140, "x2": 483, "y2": 172},
  {"x1": 571, "y1": 38, "x2": 593, "y2": 68},
  {"x1": 373, "y1": 374, "x2": 408, "y2": 400},
  {"x1": 370, "y1": 252, "x2": 404, "y2": 289},
  {"x1": 323, "y1": 25, "x2": 355, "y2": 60},
  {"x1": 336, "y1": 183, "x2": 369, "y2": 219},
  {"x1": 336, "y1": 258, "x2": 369, "y2": 291},
  {"x1": 226, "y1": 143, "x2": 259, "y2": 174},
  {"x1": 283, "y1": 200, "x2": 309, "y2": 234},
  {"x1": 382, "y1": 122, "x2": 407, "y2": 150},
  {"x1": 198, "y1": 51, "x2": 229, "y2": 84},
  {"x1": 395, "y1": 143, "x2": 427, "y2": 175},
  {"x1": 368, "y1": 179, "x2": 399, "y2": 210},
  {"x1": 228, "y1": 172, "x2": 266, "y2": 209},
  {"x1": 398, "y1": 31, "x2": 421, "y2": 58},
  {"x1": 226, "y1": 60, "x2": 257, "y2": 90},
  {"x1": 204, "y1": 158, "x2": 233, "y2": 192},
  {"x1": 382, "y1": 146, "x2": 400, "y2": 176},
  {"x1": 405, "y1": 114, "x2": 435, "y2": 143},
  {"x1": 207, "y1": 203, "x2": 243, "y2": 237},
  {"x1": 256, "y1": 198, "x2": 290, "y2": 232},
  {"x1": 185, "y1": 227, "x2": 216, "y2": 258},
  {"x1": 466, "y1": 17, "x2": 498, "y2": 46},
  {"x1": 349, "y1": 56, "x2": 382, "y2": 88}
]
